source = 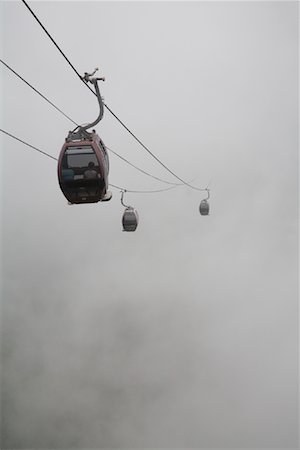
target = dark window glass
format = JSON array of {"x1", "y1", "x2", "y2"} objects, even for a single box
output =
[{"x1": 64, "y1": 146, "x2": 99, "y2": 170}]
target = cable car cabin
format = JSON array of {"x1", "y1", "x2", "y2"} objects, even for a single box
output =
[
  {"x1": 199, "y1": 199, "x2": 209, "y2": 216},
  {"x1": 122, "y1": 207, "x2": 139, "y2": 232},
  {"x1": 58, "y1": 132, "x2": 110, "y2": 204}
]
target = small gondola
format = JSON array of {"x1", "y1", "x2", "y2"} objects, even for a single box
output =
[
  {"x1": 199, "y1": 189, "x2": 210, "y2": 216},
  {"x1": 122, "y1": 207, "x2": 139, "y2": 231},
  {"x1": 121, "y1": 191, "x2": 139, "y2": 232},
  {"x1": 57, "y1": 68, "x2": 112, "y2": 204}
]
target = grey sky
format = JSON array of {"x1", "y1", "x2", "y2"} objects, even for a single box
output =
[{"x1": 1, "y1": 1, "x2": 299, "y2": 448}]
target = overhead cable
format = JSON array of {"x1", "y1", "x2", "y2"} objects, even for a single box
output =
[
  {"x1": 1, "y1": 56, "x2": 179, "y2": 187},
  {"x1": 0, "y1": 128, "x2": 57, "y2": 161},
  {"x1": 108, "y1": 183, "x2": 179, "y2": 194},
  {"x1": 0, "y1": 128, "x2": 178, "y2": 194},
  {"x1": 0, "y1": 58, "x2": 78, "y2": 126},
  {"x1": 103, "y1": 103, "x2": 206, "y2": 191},
  {"x1": 106, "y1": 147, "x2": 180, "y2": 186},
  {"x1": 20, "y1": 0, "x2": 95, "y2": 94},
  {"x1": 20, "y1": 0, "x2": 206, "y2": 192}
]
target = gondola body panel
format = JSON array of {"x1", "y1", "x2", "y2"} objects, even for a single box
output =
[
  {"x1": 122, "y1": 207, "x2": 139, "y2": 232},
  {"x1": 199, "y1": 199, "x2": 209, "y2": 215},
  {"x1": 58, "y1": 134, "x2": 109, "y2": 204}
]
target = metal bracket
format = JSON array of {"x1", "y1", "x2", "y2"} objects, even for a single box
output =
[
  {"x1": 79, "y1": 68, "x2": 106, "y2": 133},
  {"x1": 120, "y1": 190, "x2": 132, "y2": 209}
]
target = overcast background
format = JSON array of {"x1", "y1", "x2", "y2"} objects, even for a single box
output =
[{"x1": 1, "y1": 1, "x2": 299, "y2": 448}]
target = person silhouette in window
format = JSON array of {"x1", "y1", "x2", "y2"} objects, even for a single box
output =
[{"x1": 84, "y1": 161, "x2": 98, "y2": 179}]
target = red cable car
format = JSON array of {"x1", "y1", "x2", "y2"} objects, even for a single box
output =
[
  {"x1": 57, "y1": 68, "x2": 112, "y2": 204},
  {"x1": 58, "y1": 129, "x2": 111, "y2": 204}
]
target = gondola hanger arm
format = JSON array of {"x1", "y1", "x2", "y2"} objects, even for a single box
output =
[
  {"x1": 80, "y1": 68, "x2": 105, "y2": 132},
  {"x1": 120, "y1": 190, "x2": 131, "y2": 208}
]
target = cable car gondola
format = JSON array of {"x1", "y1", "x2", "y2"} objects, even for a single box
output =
[
  {"x1": 57, "y1": 69, "x2": 112, "y2": 204},
  {"x1": 199, "y1": 188, "x2": 210, "y2": 216},
  {"x1": 121, "y1": 190, "x2": 139, "y2": 232}
]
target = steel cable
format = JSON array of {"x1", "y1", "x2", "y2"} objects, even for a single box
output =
[{"x1": 20, "y1": 0, "x2": 207, "y2": 192}]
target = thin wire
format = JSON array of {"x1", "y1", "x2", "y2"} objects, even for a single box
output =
[
  {"x1": 21, "y1": 0, "x2": 206, "y2": 192},
  {"x1": 106, "y1": 147, "x2": 179, "y2": 186},
  {"x1": 0, "y1": 128, "x2": 179, "y2": 194},
  {"x1": 0, "y1": 58, "x2": 78, "y2": 126},
  {"x1": 0, "y1": 128, "x2": 57, "y2": 161},
  {"x1": 109, "y1": 183, "x2": 179, "y2": 194},
  {"x1": 1, "y1": 55, "x2": 180, "y2": 187},
  {"x1": 103, "y1": 103, "x2": 206, "y2": 191},
  {"x1": 20, "y1": 0, "x2": 95, "y2": 95}
]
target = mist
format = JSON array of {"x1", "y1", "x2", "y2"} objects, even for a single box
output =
[{"x1": 1, "y1": 1, "x2": 298, "y2": 448}]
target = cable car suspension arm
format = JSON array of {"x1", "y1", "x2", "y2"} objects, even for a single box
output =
[
  {"x1": 204, "y1": 188, "x2": 210, "y2": 200},
  {"x1": 120, "y1": 190, "x2": 131, "y2": 208},
  {"x1": 80, "y1": 68, "x2": 105, "y2": 132}
]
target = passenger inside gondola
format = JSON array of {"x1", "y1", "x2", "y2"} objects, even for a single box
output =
[
  {"x1": 60, "y1": 145, "x2": 105, "y2": 202},
  {"x1": 63, "y1": 146, "x2": 99, "y2": 177},
  {"x1": 84, "y1": 161, "x2": 99, "y2": 179}
]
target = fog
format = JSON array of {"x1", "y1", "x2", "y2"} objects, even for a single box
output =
[{"x1": 1, "y1": 1, "x2": 298, "y2": 448}]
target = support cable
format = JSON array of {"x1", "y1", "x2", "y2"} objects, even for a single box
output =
[
  {"x1": 103, "y1": 103, "x2": 206, "y2": 191},
  {"x1": 0, "y1": 128, "x2": 179, "y2": 194},
  {"x1": 106, "y1": 147, "x2": 180, "y2": 186},
  {"x1": 1, "y1": 57, "x2": 180, "y2": 186},
  {"x1": 109, "y1": 183, "x2": 178, "y2": 194},
  {"x1": 0, "y1": 58, "x2": 78, "y2": 126},
  {"x1": 20, "y1": 0, "x2": 207, "y2": 192},
  {"x1": 0, "y1": 128, "x2": 57, "y2": 161},
  {"x1": 20, "y1": 0, "x2": 95, "y2": 94}
]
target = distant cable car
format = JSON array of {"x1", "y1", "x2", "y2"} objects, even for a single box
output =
[
  {"x1": 122, "y1": 207, "x2": 139, "y2": 231},
  {"x1": 57, "y1": 68, "x2": 112, "y2": 204},
  {"x1": 199, "y1": 189, "x2": 210, "y2": 215},
  {"x1": 121, "y1": 191, "x2": 139, "y2": 232}
]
